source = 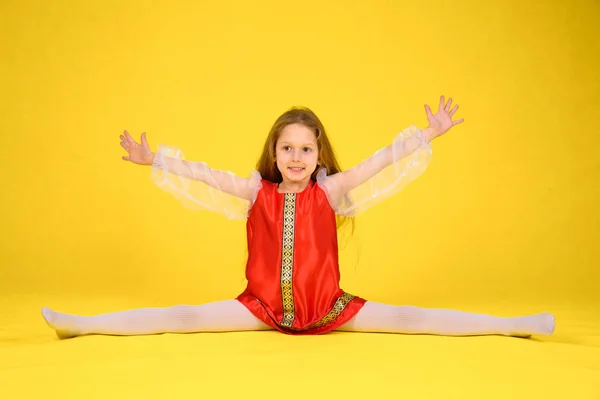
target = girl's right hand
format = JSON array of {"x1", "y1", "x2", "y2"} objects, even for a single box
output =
[{"x1": 120, "y1": 131, "x2": 155, "y2": 165}]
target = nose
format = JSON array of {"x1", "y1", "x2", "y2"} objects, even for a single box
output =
[{"x1": 292, "y1": 149, "x2": 302, "y2": 161}]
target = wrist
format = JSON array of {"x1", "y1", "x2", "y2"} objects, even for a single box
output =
[
  {"x1": 422, "y1": 127, "x2": 437, "y2": 142},
  {"x1": 146, "y1": 152, "x2": 156, "y2": 166}
]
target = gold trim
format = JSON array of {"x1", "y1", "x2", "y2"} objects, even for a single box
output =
[
  {"x1": 308, "y1": 292, "x2": 355, "y2": 329},
  {"x1": 280, "y1": 193, "x2": 296, "y2": 328}
]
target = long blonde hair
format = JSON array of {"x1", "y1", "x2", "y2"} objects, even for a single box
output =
[{"x1": 256, "y1": 106, "x2": 354, "y2": 232}]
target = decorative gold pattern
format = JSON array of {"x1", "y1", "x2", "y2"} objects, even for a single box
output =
[
  {"x1": 280, "y1": 193, "x2": 296, "y2": 328},
  {"x1": 308, "y1": 292, "x2": 355, "y2": 329},
  {"x1": 275, "y1": 192, "x2": 355, "y2": 331}
]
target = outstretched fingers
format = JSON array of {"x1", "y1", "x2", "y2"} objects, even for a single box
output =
[
  {"x1": 123, "y1": 130, "x2": 138, "y2": 146},
  {"x1": 444, "y1": 97, "x2": 453, "y2": 113},
  {"x1": 121, "y1": 131, "x2": 135, "y2": 161}
]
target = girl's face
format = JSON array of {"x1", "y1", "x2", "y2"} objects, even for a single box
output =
[{"x1": 275, "y1": 123, "x2": 319, "y2": 186}]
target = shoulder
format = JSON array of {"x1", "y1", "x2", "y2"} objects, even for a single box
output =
[
  {"x1": 314, "y1": 169, "x2": 340, "y2": 208},
  {"x1": 254, "y1": 179, "x2": 276, "y2": 200},
  {"x1": 260, "y1": 179, "x2": 277, "y2": 189},
  {"x1": 306, "y1": 179, "x2": 334, "y2": 210}
]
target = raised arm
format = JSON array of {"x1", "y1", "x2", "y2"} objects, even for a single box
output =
[
  {"x1": 151, "y1": 146, "x2": 257, "y2": 201},
  {"x1": 316, "y1": 125, "x2": 431, "y2": 216},
  {"x1": 120, "y1": 131, "x2": 261, "y2": 219},
  {"x1": 320, "y1": 129, "x2": 428, "y2": 197},
  {"x1": 317, "y1": 96, "x2": 463, "y2": 216}
]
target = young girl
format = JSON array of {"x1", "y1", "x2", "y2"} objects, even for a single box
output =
[{"x1": 42, "y1": 96, "x2": 555, "y2": 339}]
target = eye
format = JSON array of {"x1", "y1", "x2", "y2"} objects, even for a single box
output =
[
  {"x1": 303, "y1": 147, "x2": 312, "y2": 152},
  {"x1": 282, "y1": 146, "x2": 291, "y2": 151}
]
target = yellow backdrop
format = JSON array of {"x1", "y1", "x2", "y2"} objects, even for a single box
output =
[
  {"x1": 1, "y1": 0, "x2": 599, "y2": 398},
  {"x1": 2, "y1": 0, "x2": 597, "y2": 308}
]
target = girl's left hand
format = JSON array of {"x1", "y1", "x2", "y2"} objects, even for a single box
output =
[{"x1": 424, "y1": 95, "x2": 464, "y2": 141}]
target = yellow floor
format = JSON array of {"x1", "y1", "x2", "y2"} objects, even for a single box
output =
[{"x1": 1, "y1": 295, "x2": 598, "y2": 399}]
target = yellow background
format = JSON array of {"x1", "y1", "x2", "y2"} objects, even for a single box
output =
[{"x1": 1, "y1": 0, "x2": 599, "y2": 398}]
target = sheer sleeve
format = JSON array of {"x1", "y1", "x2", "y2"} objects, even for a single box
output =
[
  {"x1": 150, "y1": 144, "x2": 262, "y2": 220},
  {"x1": 316, "y1": 125, "x2": 432, "y2": 217}
]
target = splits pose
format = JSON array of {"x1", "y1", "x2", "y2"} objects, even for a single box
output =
[{"x1": 43, "y1": 96, "x2": 555, "y2": 339}]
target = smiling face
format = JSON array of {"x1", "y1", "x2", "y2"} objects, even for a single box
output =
[{"x1": 275, "y1": 123, "x2": 319, "y2": 187}]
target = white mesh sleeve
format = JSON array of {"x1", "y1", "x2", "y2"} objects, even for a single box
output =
[
  {"x1": 150, "y1": 144, "x2": 262, "y2": 220},
  {"x1": 316, "y1": 125, "x2": 432, "y2": 217}
]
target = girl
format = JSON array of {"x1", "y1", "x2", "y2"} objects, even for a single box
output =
[{"x1": 42, "y1": 96, "x2": 555, "y2": 339}]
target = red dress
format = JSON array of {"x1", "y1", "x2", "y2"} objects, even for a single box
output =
[{"x1": 236, "y1": 180, "x2": 367, "y2": 334}]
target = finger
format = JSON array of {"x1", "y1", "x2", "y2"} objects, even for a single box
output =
[
  {"x1": 123, "y1": 131, "x2": 132, "y2": 145},
  {"x1": 120, "y1": 141, "x2": 129, "y2": 151},
  {"x1": 439, "y1": 95, "x2": 445, "y2": 111},
  {"x1": 124, "y1": 130, "x2": 137, "y2": 145},
  {"x1": 141, "y1": 132, "x2": 149, "y2": 148},
  {"x1": 452, "y1": 118, "x2": 465, "y2": 125},
  {"x1": 449, "y1": 104, "x2": 459, "y2": 117},
  {"x1": 424, "y1": 104, "x2": 434, "y2": 118},
  {"x1": 122, "y1": 156, "x2": 130, "y2": 161},
  {"x1": 445, "y1": 97, "x2": 452, "y2": 112}
]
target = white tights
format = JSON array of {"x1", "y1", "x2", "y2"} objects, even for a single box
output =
[{"x1": 42, "y1": 300, "x2": 555, "y2": 339}]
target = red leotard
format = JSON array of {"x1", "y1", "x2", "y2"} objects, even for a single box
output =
[{"x1": 237, "y1": 179, "x2": 366, "y2": 334}]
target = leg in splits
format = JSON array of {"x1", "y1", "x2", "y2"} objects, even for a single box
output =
[
  {"x1": 336, "y1": 302, "x2": 555, "y2": 337},
  {"x1": 42, "y1": 300, "x2": 272, "y2": 339}
]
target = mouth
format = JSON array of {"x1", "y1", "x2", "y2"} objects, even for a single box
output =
[{"x1": 287, "y1": 167, "x2": 305, "y2": 173}]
